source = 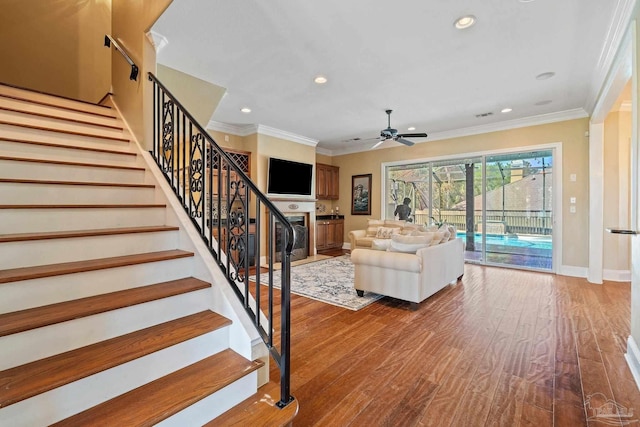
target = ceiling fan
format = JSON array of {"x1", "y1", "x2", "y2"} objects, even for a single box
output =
[{"x1": 370, "y1": 109, "x2": 428, "y2": 149}]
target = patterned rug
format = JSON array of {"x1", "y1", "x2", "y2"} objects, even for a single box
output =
[{"x1": 251, "y1": 255, "x2": 383, "y2": 311}]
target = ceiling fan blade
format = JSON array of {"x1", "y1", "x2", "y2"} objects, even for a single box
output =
[
  {"x1": 397, "y1": 133, "x2": 428, "y2": 138},
  {"x1": 396, "y1": 137, "x2": 415, "y2": 146},
  {"x1": 370, "y1": 139, "x2": 386, "y2": 149}
]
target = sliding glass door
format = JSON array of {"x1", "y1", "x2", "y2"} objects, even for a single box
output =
[
  {"x1": 384, "y1": 149, "x2": 554, "y2": 272},
  {"x1": 483, "y1": 151, "x2": 553, "y2": 270}
]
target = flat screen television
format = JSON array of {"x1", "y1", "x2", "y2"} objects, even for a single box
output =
[{"x1": 267, "y1": 157, "x2": 313, "y2": 196}]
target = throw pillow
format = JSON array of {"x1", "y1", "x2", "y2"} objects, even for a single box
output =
[
  {"x1": 430, "y1": 231, "x2": 445, "y2": 246},
  {"x1": 448, "y1": 225, "x2": 457, "y2": 240},
  {"x1": 389, "y1": 234, "x2": 432, "y2": 253},
  {"x1": 376, "y1": 226, "x2": 400, "y2": 239},
  {"x1": 371, "y1": 239, "x2": 392, "y2": 251}
]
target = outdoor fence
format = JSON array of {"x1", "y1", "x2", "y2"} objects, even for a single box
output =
[{"x1": 413, "y1": 210, "x2": 552, "y2": 235}]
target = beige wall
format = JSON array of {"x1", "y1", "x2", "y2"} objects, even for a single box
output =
[
  {"x1": 333, "y1": 118, "x2": 590, "y2": 268},
  {"x1": 0, "y1": 0, "x2": 111, "y2": 103},
  {"x1": 603, "y1": 111, "x2": 632, "y2": 272},
  {"x1": 111, "y1": 0, "x2": 172, "y2": 146},
  {"x1": 157, "y1": 65, "x2": 226, "y2": 126}
]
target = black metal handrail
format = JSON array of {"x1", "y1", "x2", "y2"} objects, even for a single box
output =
[
  {"x1": 148, "y1": 72, "x2": 294, "y2": 408},
  {"x1": 104, "y1": 35, "x2": 139, "y2": 81}
]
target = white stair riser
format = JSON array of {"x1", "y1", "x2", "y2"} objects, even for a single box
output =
[
  {"x1": 0, "y1": 97, "x2": 123, "y2": 128},
  {"x1": 0, "y1": 287, "x2": 214, "y2": 371},
  {"x1": 0, "y1": 126, "x2": 129, "y2": 149},
  {"x1": 0, "y1": 207, "x2": 166, "y2": 234},
  {"x1": 0, "y1": 86, "x2": 117, "y2": 117},
  {"x1": 0, "y1": 182, "x2": 155, "y2": 204},
  {"x1": 0, "y1": 257, "x2": 194, "y2": 315},
  {"x1": 0, "y1": 110, "x2": 127, "y2": 139},
  {"x1": 0, "y1": 328, "x2": 230, "y2": 426},
  {"x1": 0, "y1": 160, "x2": 145, "y2": 184},
  {"x1": 0, "y1": 139, "x2": 137, "y2": 164},
  {"x1": 0, "y1": 230, "x2": 180, "y2": 269},
  {"x1": 159, "y1": 373, "x2": 257, "y2": 427},
  {"x1": 0, "y1": 123, "x2": 128, "y2": 146}
]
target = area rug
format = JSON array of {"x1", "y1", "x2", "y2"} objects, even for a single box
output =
[
  {"x1": 251, "y1": 255, "x2": 383, "y2": 311},
  {"x1": 260, "y1": 254, "x2": 332, "y2": 269}
]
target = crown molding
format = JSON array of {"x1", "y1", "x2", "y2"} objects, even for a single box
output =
[
  {"x1": 147, "y1": 30, "x2": 169, "y2": 54},
  {"x1": 207, "y1": 121, "x2": 318, "y2": 146},
  {"x1": 584, "y1": 0, "x2": 636, "y2": 114},
  {"x1": 207, "y1": 120, "x2": 254, "y2": 136},
  {"x1": 254, "y1": 124, "x2": 318, "y2": 147},
  {"x1": 325, "y1": 108, "x2": 589, "y2": 156}
]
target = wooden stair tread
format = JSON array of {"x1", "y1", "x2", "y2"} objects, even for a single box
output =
[
  {"x1": 0, "y1": 225, "x2": 178, "y2": 243},
  {"x1": 0, "y1": 93, "x2": 116, "y2": 119},
  {"x1": 0, "y1": 204, "x2": 166, "y2": 209},
  {"x1": 0, "y1": 137, "x2": 136, "y2": 156},
  {"x1": 0, "y1": 83, "x2": 114, "y2": 112},
  {"x1": 0, "y1": 155, "x2": 144, "y2": 171},
  {"x1": 205, "y1": 381, "x2": 298, "y2": 427},
  {"x1": 0, "y1": 106, "x2": 124, "y2": 130},
  {"x1": 0, "y1": 310, "x2": 229, "y2": 407},
  {"x1": 0, "y1": 178, "x2": 152, "y2": 188},
  {"x1": 0, "y1": 249, "x2": 193, "y2": 284},
  {"x1": 52, "y1": 350, "x2": 264, "y2": 426},
  {"x1": 0, "y1": 277, "x2": 209, "y2": 337},
  {"x1": 0, "y1": 120, "x2": 129, "y2": 142}
]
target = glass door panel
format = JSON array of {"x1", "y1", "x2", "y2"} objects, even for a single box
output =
[
  {"x1": 431, "y1": 158, "x2": 483, "y2": 263},
  {"x1": 484, "y1": 150, "x2": 553, "y2": 270}
]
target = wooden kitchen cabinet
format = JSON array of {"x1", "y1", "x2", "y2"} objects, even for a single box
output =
[
  {"x1": 316, "y1": 218, "x2": 344, "y2": 251},
  {"x1": 316, "y1": 163, "x2": 339, "y2": 200}
]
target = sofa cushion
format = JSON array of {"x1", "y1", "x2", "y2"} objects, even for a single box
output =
[
  {"x1": 371, "y1": 239, "x2": 392, "y2": 251},
  {"x1": 366, "y1": 219, "x2": 385, "y2": 237},
  {"x1": 376, "y1": 226, "x2": 400, "y2": 239},
  {"x1": 384, "y1": 219, "x2": 406, "y2": 228},
  {"x1": 389, "y1": 234, "x2": 433, "y2": 253}
]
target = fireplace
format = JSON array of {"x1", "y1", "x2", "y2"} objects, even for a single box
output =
[{"x1": 274, "y1": 215, "x2": 309, "y2": 262}]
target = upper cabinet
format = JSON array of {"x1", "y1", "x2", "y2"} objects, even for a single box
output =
[{"x1": 316, "y1": 163, "x2": 339, "y2": 200}]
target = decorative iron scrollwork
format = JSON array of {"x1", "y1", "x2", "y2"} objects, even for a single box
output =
[
  {"x1": 161, "y1": 100, "x2": 174, "y2": 173},
  {"x1": 189, "y1": 132, "x2": 204, "y2": 218}
]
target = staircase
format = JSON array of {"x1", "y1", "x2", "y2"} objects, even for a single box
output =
[{"x1": 0, "y1": 84, "x2": 297, "y2": 425}]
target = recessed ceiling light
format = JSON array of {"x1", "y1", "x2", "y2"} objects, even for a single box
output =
[
  {"x1": 536, "y1": 72, "x2": 555, "y2": 80},
  {"x1": 501, "y1": 108, "x2": 513, "y2": 113},
  {"x1": 240, "y1": 107, "x2": 251, "y2": 113},
  {"x1": 454, "y1": 15, "x2": 476, "y2": 29},
  {"x1": 535, "y1": 100, "x2": 552, "y2": 106},
  {"x1": 314, "y1": 76, "x2": 328, "y2": 84},
  {"x1": 407, "y1": 126, "x2": 416, "y2": 131},
  {"x1": 518, "y1": 0, "x2": 535, "y2": 2}
]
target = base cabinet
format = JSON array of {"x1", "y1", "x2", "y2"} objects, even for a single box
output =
[{"x1": 316, "y1": 218, "x2": 344, "y2": 251}]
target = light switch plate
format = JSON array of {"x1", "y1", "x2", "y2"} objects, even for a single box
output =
[
  {"x1": 570, "y1": 206, "x2": 576, "y2": 213},
  {"x1": 570, "y1": 173, "x2": 577, "y2": 182},
  {"x1": 570, "y1": 197, "x2": 576, "y2": 204}
]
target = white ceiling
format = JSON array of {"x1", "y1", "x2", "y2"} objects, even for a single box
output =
[{"x1": 153, "y1": 0, "x2": 631, "y2": 155}]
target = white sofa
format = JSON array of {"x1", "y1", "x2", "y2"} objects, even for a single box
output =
[{"x1": 351, "y1": 238, "x2": 464, "y2": 308}]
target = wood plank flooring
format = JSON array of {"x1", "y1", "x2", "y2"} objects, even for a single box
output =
[{"x1": 266, "y1": 252, "x2": 639, "y2": 426}]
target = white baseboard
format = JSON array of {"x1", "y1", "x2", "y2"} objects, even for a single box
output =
[
  {"x1": 603, "y1": 269, "x2": 632, "y2": 282},
  {"x1": 558, "y1": 265, "x2": 588, "y2": 278},
  {"x1": 625, "y1": 336, "x2": 640, "y2": 391}
]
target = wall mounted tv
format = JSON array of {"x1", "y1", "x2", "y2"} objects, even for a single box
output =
[{"x1": 267, "y1": 157, "x2": 313, "y2": 197}]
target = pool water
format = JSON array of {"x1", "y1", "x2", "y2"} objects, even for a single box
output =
[{"x1": 456, "y1": 232, "x2": 552, "y2": 250}]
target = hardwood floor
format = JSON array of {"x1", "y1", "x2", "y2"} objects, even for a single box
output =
[{"x1": 267, "y1": 253, "x2": 639, "y2": 426}]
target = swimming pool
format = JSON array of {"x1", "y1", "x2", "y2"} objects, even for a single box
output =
[{"x1": 456, "y1": 232, "x2": 552, "y2": 250}]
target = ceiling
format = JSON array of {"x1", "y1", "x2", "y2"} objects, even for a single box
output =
[{"x1": 152, "y1": 0, "x2": 630, "y2": 155}]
